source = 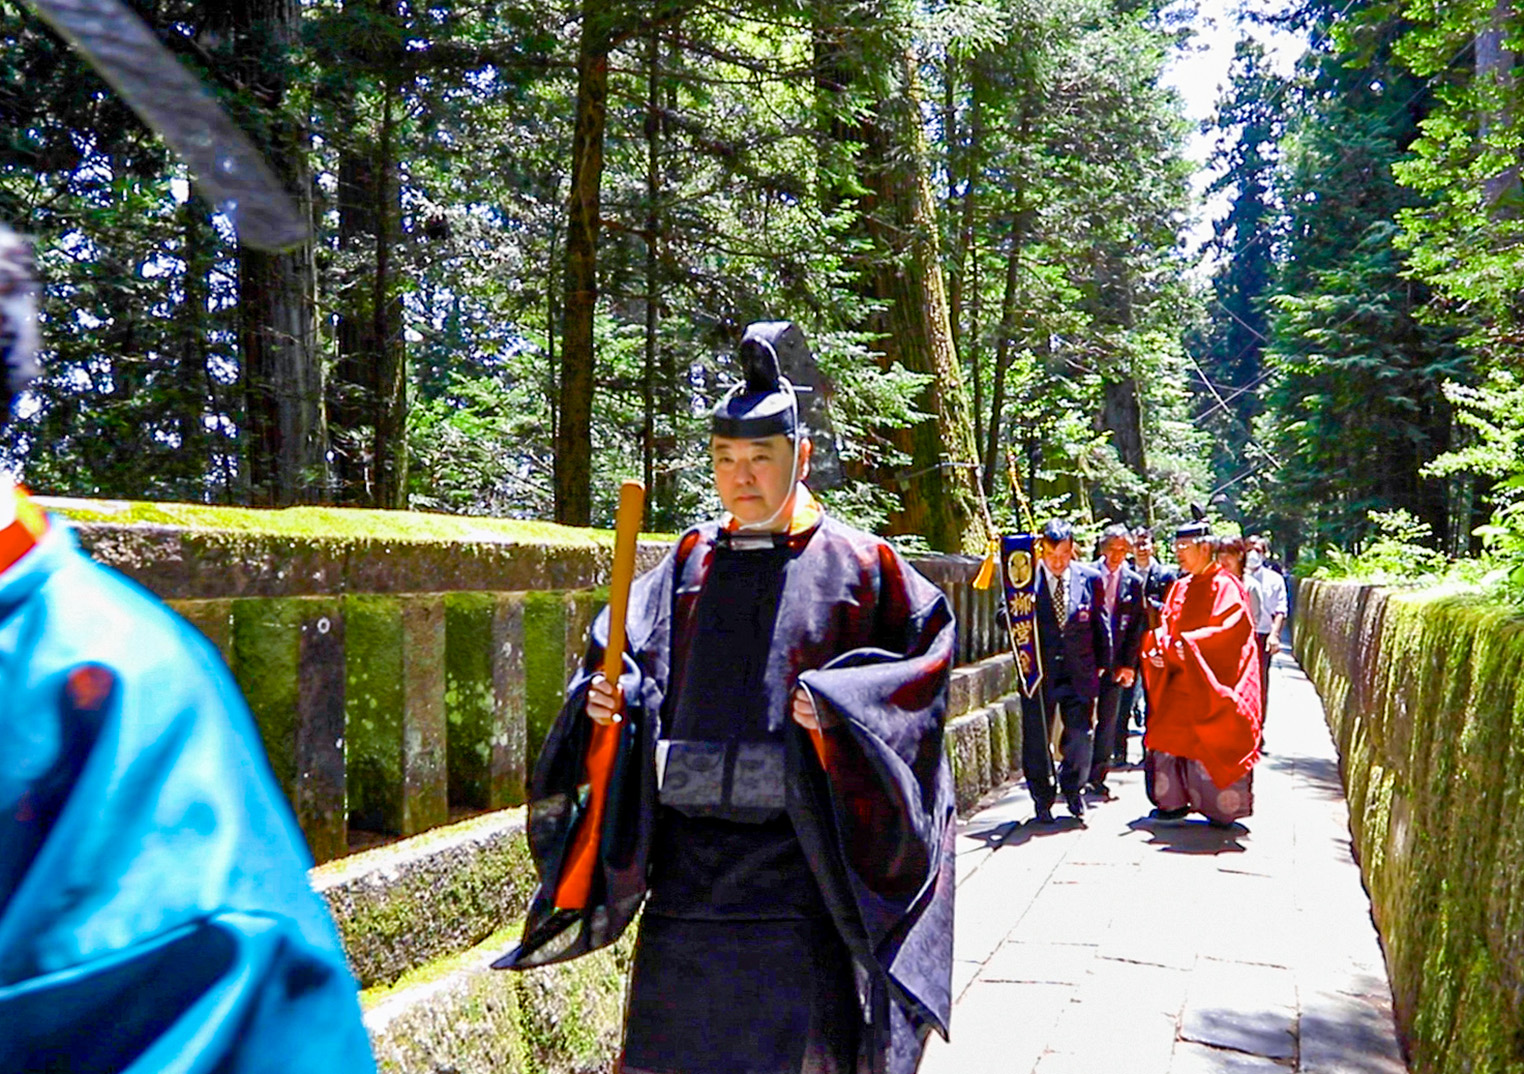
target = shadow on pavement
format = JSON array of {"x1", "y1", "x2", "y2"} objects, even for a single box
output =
[
  {"x1": 1126, "y1": 816, "x2": 1248, "y2": 855},
  {"x1": 971, "y1": 817, "x2": 1087, "y2": 851},
  {"x1": 1259, "y1": 752, "x2": 1345, "y2": 802}
]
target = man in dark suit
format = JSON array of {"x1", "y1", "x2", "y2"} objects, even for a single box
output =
[
  {"x1": 1022, "y1": 519, "x2": 1111, "y2": 823},
  {"x1": 1133, "y1": 526, "x2": 1179, "y2": 629},
  {"x1": 1090, "y1": 524, "x2": 1146, "y2": 791},
  {"x1": 1129, "y1": 526, "x2": 1178, "y2": 738}
]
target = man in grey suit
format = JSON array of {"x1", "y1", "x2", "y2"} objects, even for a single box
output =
[{"x1": 1021, "y1": 519, "x2": 1111, "y2": 823}]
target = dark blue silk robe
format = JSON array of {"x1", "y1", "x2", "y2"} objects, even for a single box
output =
[{"x1": 499, "y1": 513, "x2": 957, "y2": 1074}]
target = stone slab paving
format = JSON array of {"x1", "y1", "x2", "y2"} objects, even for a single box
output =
[{"x1": 920, "y1": 650, "x2": 1410, "y2": 1074}]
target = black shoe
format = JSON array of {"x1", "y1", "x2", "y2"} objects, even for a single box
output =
[
  {"x1": 1112, "y1": 754, "x2": 1129, "y2": 768},
  {"x1": 1064, "y1": 791, "x2": 1086, "y2": 818},
  {"x1": 1148, "y1": 806, "x2": 1189, "y2": 825},
  {"x1": 1034, "y1": 803, "x2": 1055, "y2": 824},
  {"x1": 1087, "y1": 781, "x2": 1111, "y2": 799}
]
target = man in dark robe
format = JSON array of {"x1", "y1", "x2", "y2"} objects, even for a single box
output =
[
  {"x1": 498, "y1": 322, "x2": 957, "y2": 1074},
  {"x1": 1019, "y1": 519, "x2": 1110, "y2": 824},
  {"x1": 0, "y1": 227, "x2": 375, "y2": 1072}
]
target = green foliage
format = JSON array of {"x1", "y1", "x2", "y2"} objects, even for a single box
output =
[
  {"x1": 1, "y1": 0, "x2": 1210, "y2": 541},
  {"x1": 932, "y1": 0, "x2": 1204, "y2": 530},
  {"x1": 1246, "y1": 3, "x2": 1469, "y2": 565},
  {"x1": 1423, "y1": 370, "x2": 1524, "y2": 601},
  {"x1": 1303, "y1": 508, "x2": 1450, "y2": 583}
]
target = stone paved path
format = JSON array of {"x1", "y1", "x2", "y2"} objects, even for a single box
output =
[{"x1": 919, "y1": 650, "x2": 1410, "y2": 1074}]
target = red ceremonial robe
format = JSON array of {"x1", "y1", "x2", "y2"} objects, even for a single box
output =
[{"x1": 1140, "y1": 563, "x2": 1261, "y2": 789}]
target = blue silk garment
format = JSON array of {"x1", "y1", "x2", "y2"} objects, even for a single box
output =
[{"x1": 0, "y1": 522, "x2": 375, "y2": 1073}]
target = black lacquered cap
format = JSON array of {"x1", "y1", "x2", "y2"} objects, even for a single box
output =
[
  {"x1": 1175, "y1": 503, "x2": 1212, "y2": 540},
  {"x1": 711, "y1": 321, "x2": 806, "y2": 439}
]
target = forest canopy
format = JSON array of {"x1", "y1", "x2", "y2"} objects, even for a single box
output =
[
  {"x1": 13, "y1": 0, "x2": 1519, "y2": 580},
  {"x1": 0, "y1": 0, "x2": 1206, "y2": 551}
]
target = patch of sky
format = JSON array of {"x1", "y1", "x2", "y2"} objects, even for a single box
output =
[{"x1": 1160, "y1": 0, "x2": 1303, "y2": 273}]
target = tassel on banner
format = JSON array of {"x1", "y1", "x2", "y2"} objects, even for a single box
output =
[{"x1": 972, "y1": 537, "x2": 999, "y2": 590}]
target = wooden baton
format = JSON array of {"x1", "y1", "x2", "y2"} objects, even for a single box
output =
[{"x1": 553, "y1": 479, "x2": 646, "y2": 910}]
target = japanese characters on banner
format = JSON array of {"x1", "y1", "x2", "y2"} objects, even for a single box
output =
[{"x1": 1001, "y1": 533, "x2": 1044, "y2": 698}]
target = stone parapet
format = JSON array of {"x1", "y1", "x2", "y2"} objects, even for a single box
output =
[
  {"x1": 1295, "y1": 579, "x2": 1524, "y2": 1074},
  {"x1": 315, "y1": 809, "x2": 538, "y2": 990},
  {"x1": 340, "y1": 649, "x2": 1028, "y2": 1073}
]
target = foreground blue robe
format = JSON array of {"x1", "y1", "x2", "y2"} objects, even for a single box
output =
[{"x1": 0, "y1": 523, "x2": 375, "y2": 1072}]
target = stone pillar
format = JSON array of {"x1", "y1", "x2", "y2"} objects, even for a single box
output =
[
  {"x1": 522, "y1": 590, "x2": 570, "y2": 767},
  {"x1": 296, "y1": 604, "x2": 347, "y2": 863},
  {"x1": 490, "y1": 593, "x2": 528, "y2": 808},
  {"x1": 444, "y1": 592, "x2": 528, "y2": 811},
  {"x1": 231, "y1": 597, "x2": 304, "y2": 793},
  {"x1": 400, "y1": 595, "x2": 448, "y2": 836},
  {"x1": 345, "y1": 594, "x2": 405, "y2": 834},
  {"x1": 445, "y1": 592, "x2": 497, "y2": 811},
  {"x1": 344, "y1": 594, "x2": 448, "y2": 837},
  {"x1": 171, "y1": 598, "x2": 235, "y2": 663},
  {"x1": 230, "y1": 595, "x2": 346, "y2": 861}
]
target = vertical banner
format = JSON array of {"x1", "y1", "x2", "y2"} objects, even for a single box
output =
[{"x1": 1001, "y1": 533, "x2": 1043, "y2": 698}]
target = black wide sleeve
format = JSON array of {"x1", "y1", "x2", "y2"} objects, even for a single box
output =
[
  {"x1": 494, "y1": 551, "x2": 676, "y2": 970},
  {"x1": 792, "y1": 546, "x2": 957, "y2": 1038}
]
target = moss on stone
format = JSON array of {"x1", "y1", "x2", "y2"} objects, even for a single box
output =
[
  {"x1": 987, "y1": 703, "x2": 1010, "y2": 784},
  {"x1": 346, "y1": 594, "x2": 406, "y2": 833},
  {"x1": 513, "y1": 928, "x2": 632, "y2": 1074},
  {"x1": 1299, "y1": 580, "x2": 1524, "y2": 1074},
  {"x1": 522, "y1": 591, "x2": 570, "y2": 765},
  {"x1": 445, "y1": 593, "x2": 497, "y2": 810},
  {"x1": 43, "y1": 494, "x2": 635, "y2": 546},
  {"x1": 230, "y1": 597, "x2": 303, "y2": 792},
  {"x1": 170, "y1": 599, "x2": 234, "y2": 661}
]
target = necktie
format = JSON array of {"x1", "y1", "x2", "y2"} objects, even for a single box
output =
[
  {"x1": 1105, "y1": 567, "x2": 1119, "y2": 617},
  {"x1": 1048, "y1": 568, "x2": 1068, "y2": 619}
]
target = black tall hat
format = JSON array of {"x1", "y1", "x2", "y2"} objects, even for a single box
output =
[
  {"x1": 1175, "y1": 502, "x2": 1212, "y2": 540},
  {"x1": 711, "y1": 321, "x2": 808, "y2": 440}
]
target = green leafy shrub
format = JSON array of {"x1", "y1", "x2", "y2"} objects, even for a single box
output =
[{"x1": 1305, "y1": 508, "x2": 1448, "y2": 584}]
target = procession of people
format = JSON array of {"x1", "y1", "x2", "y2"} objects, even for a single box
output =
[
  {"x1": 0, "y1": 288, "x2": 1285, "y2": 1072},
  {"x1": 1013, "y1": 504, "x2": 1277, "y2": 832},
  {"x1": 499, "y1": 323, "x2": 1285, "y2": 1072}
]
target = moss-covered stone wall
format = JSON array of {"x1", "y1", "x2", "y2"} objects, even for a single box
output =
[
  {"x1": 1295, "y1": 580, "x2": 1524, "y2": 1074},
  {"x1": 45, "y1": 495, "x2": 1006, "y2": 865},
  {"x1": 325, "y1": 651, "x2": 1031, "y2": 1074},
  {"x1": 40, "y1": 494, "x2": 672, "y2": 599}
]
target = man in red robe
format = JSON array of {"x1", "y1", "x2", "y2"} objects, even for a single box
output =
[{"x1": 1140, "y1": 512, "x2": 1262, "y2": 827}]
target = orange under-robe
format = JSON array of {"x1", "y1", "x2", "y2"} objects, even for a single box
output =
[{"x1": 1141, "y1": 562, "x2": 1262, "y2": 789}]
